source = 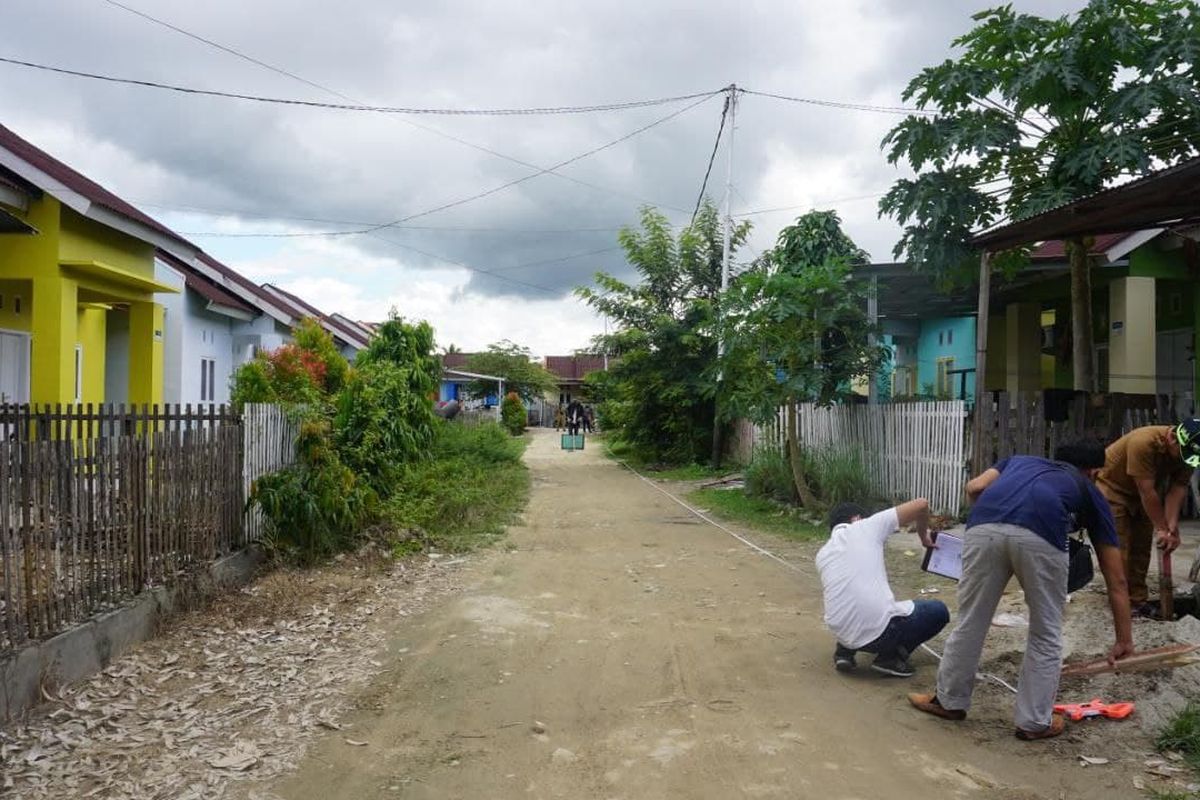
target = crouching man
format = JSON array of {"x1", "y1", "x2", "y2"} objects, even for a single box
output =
[
  {"x1": 909, "y1": 439, "x2": 1133, "y2": 741},
  {"x1": 816, "y1": 498, "x2": 949, "y2": 678}
]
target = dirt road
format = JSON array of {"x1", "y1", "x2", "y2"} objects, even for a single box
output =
[{"x1": 263, "y1": 429, "x2": 1145, "y2": 800}]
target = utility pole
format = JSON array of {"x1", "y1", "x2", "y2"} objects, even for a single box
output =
[{"x1": 710, "y1": 85, "x2": 737, "y2": 468}]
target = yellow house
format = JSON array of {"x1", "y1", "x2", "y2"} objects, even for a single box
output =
[{"x1": 0, "y1": 123, "x2": 196, "y2": 406}]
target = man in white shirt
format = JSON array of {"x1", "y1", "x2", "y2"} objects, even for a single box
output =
[{"x1": 816, "y1": 498, "x2": 948, "y2": 677}]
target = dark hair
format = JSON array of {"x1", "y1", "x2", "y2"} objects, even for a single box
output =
[
  {"x1": 1053, "y1": 438, "x2": 1106, "y2": 470},
  {"x1": 828, "y1": 502, "x2": 868, "y2": 529}
]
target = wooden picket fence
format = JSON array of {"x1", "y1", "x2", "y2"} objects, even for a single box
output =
[
  {"x1": 742, "y1": 400, "x2": 969, "y2": 515},
  {"x1": 972, "y1": 390, "x2": 1172, "y2": 472},
  {"x1": 242, "y1": 403, "x2": 301, "y2": 543},
  {"x1": 0, "y1": 403, "x2": 298, "y2": 653}
]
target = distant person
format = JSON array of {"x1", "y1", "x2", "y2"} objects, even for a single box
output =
[
  {"x1": 816, "y1": 497, "x2": 947, "y2": 678},
  {"x1": 583, "y1": 405, "x2": 595, "y2": 434},
  {"x1": 566, "y1": 399, "x2": 584, "y2": 436},
  {"x1": 909, "y1": 439, "x2": 1133, "y2": 741},
  {"x1": 1097, "y1": 420, "x2": 1200, "y2": 617},
  {"x1": 553, "y1": 404, "x2": 565, "y2": 430}
]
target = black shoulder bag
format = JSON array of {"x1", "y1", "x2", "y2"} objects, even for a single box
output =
[{"x1": 1055, "y1": 461, "x2": 1096, "y2": 594}]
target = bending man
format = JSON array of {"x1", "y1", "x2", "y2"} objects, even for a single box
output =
[
  {"x1": 909, "y1": 439, "x2": 1133, "y2": 740},
  {"x1": 1097, "y1": 420, "x2": 1200, "y2": 617}
]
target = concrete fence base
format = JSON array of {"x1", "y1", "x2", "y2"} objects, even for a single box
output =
[{"x1": 1, "y1": 546, "x2": 266, "y2": 721}]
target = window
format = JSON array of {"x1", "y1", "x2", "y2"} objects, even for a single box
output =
[
  {"x1": 13, "y1": 296, "x2": 21, "y2": 315},
  {"x1": 935, "y1": 357, "x2": 955, "y2": 397},
  {"x1": 1171, "y1": 293, "x2": 1183, "y2": 315},
  {"x1": 200, "y1": 357, "x2": 217, "y2": 402},
  {"x1": 938, "y1": 332, "x2": 943, "y2": 346},
  {"x1": 946, "y1": 329, "x2": 953, "y2": 345},
  {"x1": 73, "y1": 344, "x2": 83, "y2": 404}
]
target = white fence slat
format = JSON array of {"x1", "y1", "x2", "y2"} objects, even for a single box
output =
[{"x1": 748, "y1": 400, "x2": 967, "y2": 515}]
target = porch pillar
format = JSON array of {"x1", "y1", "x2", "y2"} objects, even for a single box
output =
[
  {"x1": 1005, "y1": 301, "x2": 1041, "y2": 395},
  {"x1": 1108, "y1": 277, "x2": 1156, "y2": 394},
  {"x1": 128, "y1": 300, "x2": 165, "y2": 406},
  {"x1": 29, "y1": 275, "x2": 78, "y2": 404}
]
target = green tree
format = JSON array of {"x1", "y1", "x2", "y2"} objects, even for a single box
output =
[
  {"x1": 465, "y1": 341, "x2": 557, "y2": 402},
  {"x1": 880, "y1": 0, "x2": 1200, "y2": 391},
  {"x1": 577, "y1": 201, "x2": 749, "y2": 464},
  {"x1": 336, "y1": 314, "x2": 440, "y2": 491},
  {"x1": 716, "y1": 211, "x2": 883, "y2": 507}
]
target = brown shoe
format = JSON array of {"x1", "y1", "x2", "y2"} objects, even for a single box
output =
[
  {"x1": 1015, "y1": 713, "x2": 1066, "y2": 741},
  {"x1": 908, "y1": 692, "x2": 966, "y2": 721}
]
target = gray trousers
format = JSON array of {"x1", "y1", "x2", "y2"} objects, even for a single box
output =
[{"x1": 936, "y1": 523, "x2": 1067, "y2": 732}]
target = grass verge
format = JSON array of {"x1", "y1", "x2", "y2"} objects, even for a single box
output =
[
  {"x1": 688, "y1": 487, "x2": 825, "y2": 541},
  {"x1": 1156, "y1": 702, "x2": 1200, "y2": 772},
  {"x1": 382, "y1": 421, "x2": 530, "y2": 554},
  {"x1": 603, "y1": 436, "x2": 732, "y2": 481}
]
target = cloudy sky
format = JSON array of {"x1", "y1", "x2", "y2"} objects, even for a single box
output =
[{"x1": 0, "y1": 0, "x2": 1078, "y2": 354}]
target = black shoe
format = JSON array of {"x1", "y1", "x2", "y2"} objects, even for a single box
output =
[
  {"x1": 870, "y1": 652, "x2": 915, "y2": 678},
  {"x1": 834, "y1": 645, "x2": 857, "y2": 673}
]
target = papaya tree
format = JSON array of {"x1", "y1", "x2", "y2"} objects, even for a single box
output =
[{"x1": 880, "y1": 0, "x2": 1200, "y2": 391}]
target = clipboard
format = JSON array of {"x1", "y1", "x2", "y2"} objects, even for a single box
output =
[{"x1": 920, "y1": 531, "x2": 963, "y2": 582}]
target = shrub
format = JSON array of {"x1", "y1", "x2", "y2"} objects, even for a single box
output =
[
  {"x1": 334, "y1": 360, "x2": 435, "y2": 492},
  {"x1": 230, "y1": 319, "x2": 350, "y2": 407},
  {"x1": 744, "y1": 448, "x2": 798, "y2": 504},
  {"x1": 250, "y1": 417, "x2": 376, "y2": 565},
  {"x1": 501, "y1": 392, "x2": 525, "y2": 435}
]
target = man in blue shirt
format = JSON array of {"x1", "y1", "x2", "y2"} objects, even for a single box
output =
[{"x1": 909, "y1": 439, "x2": 1133, "y2": 741}]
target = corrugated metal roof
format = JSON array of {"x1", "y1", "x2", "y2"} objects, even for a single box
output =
[
  {"x1": 261, "y1": 283, "x2": 371, "y2": 349},
  {"x1": 0, "y1": 122, "x2": 190, "y2": 247},
  {"x1": 973, "y1": 157, "x2": 1200, "y2": 250}
]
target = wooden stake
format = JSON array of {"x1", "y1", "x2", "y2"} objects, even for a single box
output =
[{"x1": 1061, "y1": 643, "x2": 1200, "y2": 677}]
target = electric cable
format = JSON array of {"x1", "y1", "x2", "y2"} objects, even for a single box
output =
[
  {"x1": 0, "y1": 54, "x2": 721, "y2": 117},
  {"x1": 740, "y1": 87, "x2": 938, "y2": 116},
  {"x1": 691, "y1": 93, "x2": 730, "y2": 225},
  {"x1": 98, "y1": 0, "x2": 692, "y2": 212}
]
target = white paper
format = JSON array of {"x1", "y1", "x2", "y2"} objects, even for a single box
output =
[{"x1": 923, "y1": 532, "x2": 963, "y2": 581}]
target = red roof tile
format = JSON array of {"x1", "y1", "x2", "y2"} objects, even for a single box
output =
[
  {"x1": 544, "y1": 355, "x2": 608, "y2": 382},
  {"x1": 1029, "y1": 233, "x2": 1135, "y2": 260},
  {"x1": 183, "y1": 269, "x2": 256, "y2": 315},
  {"x1": 262, "y1": 283, "x2": 370, "y2": 348},
  {"x1": 0, "y1": 122, "x2": 189, "y2": 247}
]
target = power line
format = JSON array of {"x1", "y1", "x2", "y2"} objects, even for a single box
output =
[
  {"x1": 486, "y1": 245, "x2": 623, "y2": 273},
  {"x1": 691, "y1": 93, "x2": 730, "y2": 225},
  {"x1": 0, "y1": 54, "x2": 722, "y2": 117},
  {"x1": 97, "y1": 0, "x2": 697, "y2": 212},
  {"x1": 734, "y1": 191, "x2": 888, "y2": 217},
  {"x1": 364, "y1": 230, "x2": 559, "y2": 295},
  {"x1": 740, "y1": 88, "x2": 938, "y2": 117},
  {"x1": 197, "y1": 92, "x2": 719, "y2": 238}
]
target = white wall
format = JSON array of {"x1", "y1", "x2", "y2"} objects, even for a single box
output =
[{"x1": 178, "y1": 290, "x2": 236, "y2": 406}]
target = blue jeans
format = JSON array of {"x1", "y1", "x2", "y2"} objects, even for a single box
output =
[{"x1": 856, "y1": 600, "x2": 949, "y2": 659}]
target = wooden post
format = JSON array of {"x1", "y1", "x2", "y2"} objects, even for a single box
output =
[
  {"x1": 867, "y1": 275, "x2": 879, "y2": 405},
  {"x1": 972, "y1": 251, "x2": 992, "y2": 474}
]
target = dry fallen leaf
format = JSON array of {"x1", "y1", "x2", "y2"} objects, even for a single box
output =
[
  {"x1": 1078, "y1": 756, "x2": 1109, "y2": 766},
  {"x1": 343, "y1": 739, "x2": 369, "y2": 747}
]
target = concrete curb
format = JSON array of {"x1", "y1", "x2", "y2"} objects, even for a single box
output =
[{"x1": 1, "y1": 545, "x2": 266, "y2": 721}]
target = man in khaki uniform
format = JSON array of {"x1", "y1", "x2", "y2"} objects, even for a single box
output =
[{"x1": 1098, "y1": 420, "x2": 1200, "y2": 616}]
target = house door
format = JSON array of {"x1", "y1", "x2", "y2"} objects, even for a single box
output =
[{"x1": 0, "y1": 329, "x2": 31, "y2": 404}]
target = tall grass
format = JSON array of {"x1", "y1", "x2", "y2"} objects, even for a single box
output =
[
  {"x1": 743, "y1": 444, "x2": 874, "y2": 510},
  {"x1": 383, "y1": 421, "x2": 529, "y2": 554}
]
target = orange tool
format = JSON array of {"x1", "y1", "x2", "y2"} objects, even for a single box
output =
[{"x1": 1052, "y1": 698, "x2": 1135, "y2": 722}]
